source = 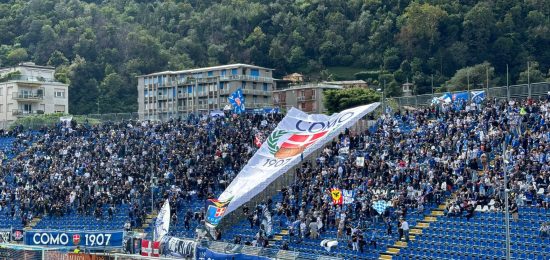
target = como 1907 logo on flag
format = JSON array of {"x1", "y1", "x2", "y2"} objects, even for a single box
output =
[{"x1": 268, "y1": 130, "x2": 329, "y2": 159}]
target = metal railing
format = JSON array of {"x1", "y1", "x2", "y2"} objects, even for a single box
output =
[
  {"x1": 12, "y1": 109, "x2": 44, "y2": 116},
  {"x1": 0, "y1": 75, "x2": 59, "y2": 83},
  {"x1": 199, "y1": 240, "x2": 340, "y2": 260},
  {"x1": 220, "y1": 74, "x2": 273, "y2": 83},
  {"x1": 12, "y1": 92, "x2": 44, "y2": 100},
  {"x1": 386, "y1": 82, "x2": 549, "y2": 108}
]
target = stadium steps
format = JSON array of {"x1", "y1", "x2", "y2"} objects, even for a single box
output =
[
  {"x1": 379, "y1": 200, "x2": 449, "y2": 260},
  {"x1": 142, "y1": 211, "x2": 158, "y2": 230},
  {"x1": 269, "y1": 229, "x2": 288, "y2": 243},
  {"x1": 25, "y1": 217, "x2": 42, "y2": 230}
]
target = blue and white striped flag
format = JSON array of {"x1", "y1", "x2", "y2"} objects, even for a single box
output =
[{"x1": 372, "y1": 200, "x2": 391, "y2": 215}]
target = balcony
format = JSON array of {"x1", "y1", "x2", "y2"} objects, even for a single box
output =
[
  {"x1": 13, "y1": 92, "x2": 44, "y2": 101},
  {"x1": 12, "y1": 109, "x2": 44, "y2": 117},
  {"x1": 219, "y1": 74, "x2": 273, "y2": 83},
  {"x1": 0, "y1": 75, "x2": 57, "y2": 83},
  {"x1": 297, "y1": 96, "x2": 316, "y2": 101},
  {"x1": 242, "y1": 89, "x2": 271, "y2": 96}
]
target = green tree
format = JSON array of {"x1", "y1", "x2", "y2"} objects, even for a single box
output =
[
  {"x1": 448, "y1": 62, "x2": 496, "y2": 91},
  {"x1": 324, "y1": 88, "x2": 381, "y2": 114},
  {"x1": 6, "y1": 48, "x2": 28, "y2": 65},
  {"x1": 518, "y1": 62, "x2": 546, "y2": 84}
]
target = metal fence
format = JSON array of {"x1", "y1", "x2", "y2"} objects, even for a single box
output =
[
  {"x1": 200, "y1": 240, "x2": 342, "y2": 260},
  {"x1": 387, "y1": 82, "x2": 549, "y2": 108}
]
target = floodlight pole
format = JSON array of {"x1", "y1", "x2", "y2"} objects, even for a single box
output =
[
  {"x1": 151, "y1": 163, "x2": 156, "y2": 241},
  {"x1": 506, "y1": 64, "x2": 510, "y2": 100},
  {"x1": 431, "y1": 74, "x2": 434, "y2": 99},
  {"x1": 382, "y1": 79, "x2": 386, "y2": 114},
  {"x1": 502, "y1": 141, "x2": 511, "y2": 260}
]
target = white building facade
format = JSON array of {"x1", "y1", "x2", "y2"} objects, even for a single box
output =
[
  {"x1": 0, "y1": 62, "x2": 69, "y2": 128},
  {"x1": 137, "y1": 64, "x2": 274, "y2": 119}
]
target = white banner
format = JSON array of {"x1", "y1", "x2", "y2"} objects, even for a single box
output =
[
  {"x1": 217, "y1": 103, "x2": 380, "y2": 215},
  {"x1": 154, "y1": 199, "x2": 170, "y2": 242},
  {"x1": 356, "y1": 156, "x2": 365, "y2": 167}
]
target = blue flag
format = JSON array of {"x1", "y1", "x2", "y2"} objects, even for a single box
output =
[
  {"x1": 451, "y1": 92, "x2": 469, "y2": 102},
  {"x1": 228, "y1": 89, "x2": 245, "y2": 114},
  {"x1": 471, "y1": 90, "x2": 485, "y2": 103}
]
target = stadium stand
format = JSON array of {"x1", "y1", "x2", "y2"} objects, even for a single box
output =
[
  {"x1": 0, "y1": 95, "x2": 549, "y2": 260},
  {"x1": 216, "y1": 97, "x2": 550, "y2": 259}
]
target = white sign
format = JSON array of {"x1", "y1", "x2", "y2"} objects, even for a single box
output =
[
  {"x1": 217, "y1": 103, "x2": 380, "y2": 216},
  {"x1": 356, "y1": 157, "x2": 365, "y2": 167}
]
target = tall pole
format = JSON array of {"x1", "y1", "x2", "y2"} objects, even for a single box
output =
[
  {"x1": 527, "y1": 61, "x2": 531, "y2": 98},
  {"x1": 506, "y1": 64, "x2": 510, "y2": 100},
  {"x1": 151, "y1": 163, "x2": 155, "y2": 241},
  {"x1": 382, "y1": 79, "x2": 386, "y2": 114},
  {"x1": 486, "y1": 66, "x2": 489, "y2": 94},
  {"x1": 502, "y1": 141, "x2": 511, "y2": 260},
  {"x1": 431, "y1": 74, "x2": 434, "y2": 99},
  {"x1": 467, "y1": 69, "x2": 470, "y2": 100}
]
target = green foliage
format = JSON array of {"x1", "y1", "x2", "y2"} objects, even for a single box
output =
[
  {"x1": 518, "y1": 62, "x2": 546, "y2": 84},
  {"x1": 325, "y1": 67, "x2": 365, "y2": 81},
  {"x1": 324, "y1": 88, "x2": 381, "y2": 114},
  {"x1": 0, "y1": 0, "x2": 547, "y2": 113},
  {"x1": 6, "y1": 48, "x2": 28, "y2": 64},
  {"x1": 447, "y1": 62, "x2": 496, "y2": 91}
]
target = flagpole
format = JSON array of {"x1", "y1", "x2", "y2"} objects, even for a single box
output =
[
  {"x1": 502, "y1": 140, "x2": 511, "y2": 260},
  {"x1": 506, "y1": 64, "x2": 510, "y2": 100},
  {"x1": 151, "y1": 162, "x2": 155, "y2": 241}
]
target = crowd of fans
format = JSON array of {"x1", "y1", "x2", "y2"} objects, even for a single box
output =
[
  {"x1": 0, "y1": 113, "x2": 281, "y2": 229},
  {"x1": 0, "y1": 94, "x2": 549, "y2": 254},
  {"x1": 245, "y1": 96, "x2": 550, "y2": 252}
]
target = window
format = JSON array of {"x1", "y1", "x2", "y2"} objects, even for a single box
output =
[
  {"x1": 219, "y1": 82, "x2": 224, "y2": 89},
  {"x1": 231, "y1": 68, "x2": 238, "y2": 75},
  {"x1": 55, "y1": 89, "x2": 65, "y2": 98},
  {"x1": 144, "y1": 78, "x2": 149, "y2": 85},
  {"x1": 241, "y1": 81, "x2": 246, "y2": 89},
  {"x1": 250, "y1": 69, "x2": 259, "y2": 77},
  {"x1": 144, "y1": 89, "x2": 149, "y2": 97},
  {"x1": 252, "y1": 82, "x2": 257, "y2": 90},
  {"x1": 55, "y1": 105, "x2": 65, "y2": 113},
  {"x1": 207, "y1": 71, "x2": 213, "y2": 77},
  {"x1": 263, "y1": 83, "x2": 268, "y2": 91},
  {"x1": 221, "y1": 70, "x2": 226, "y2": 77}
]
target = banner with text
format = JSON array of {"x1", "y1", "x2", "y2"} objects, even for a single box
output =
[
  {"x1": 0, "y1": 230, "x2": 11, "y2": 243},
  {"x1": 160, "y1": 236, "x2": 196, "y2": 258},
  {"x1": 217, "y1": 103, "x2": 380, "y2": 218},
  {"x1": 25, "y1": 230, "x2": 124, "y2": 247}
]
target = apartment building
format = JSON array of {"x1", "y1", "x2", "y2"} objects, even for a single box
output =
[
  {"x1": 272, "y1": 83, "x2": 342, "y2": 113},
  {"x1": 0, "y1": 62, "x2": 69, "y2": 128},
  {"x1": 137, "y1": 64, "x2": 274, "y2": 119}
]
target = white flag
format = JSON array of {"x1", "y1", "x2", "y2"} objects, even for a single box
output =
[
  {"x1": 154, "y1": 199, "x2": 170, "y2": 242},
  {"x1": 218, "y1": 103, "x2": 380, "y2": 215}
]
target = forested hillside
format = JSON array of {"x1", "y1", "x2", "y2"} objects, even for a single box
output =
[{"x1": 0, "y1": 0, "x2": 548, "y2": 114}]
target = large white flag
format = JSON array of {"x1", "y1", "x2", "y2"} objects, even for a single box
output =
[
  {"x1": 154, "y1": 199, "x2": 170, "y2": 241},
  {"x1": 217, "y1": 103, "x2": 380, "y2": 218}
]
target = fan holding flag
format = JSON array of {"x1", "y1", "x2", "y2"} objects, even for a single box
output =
[{"x1": 228, "y1": 89, "x2": 246, "y2": 114}]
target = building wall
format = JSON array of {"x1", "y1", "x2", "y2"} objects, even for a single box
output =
[
  {"x1": 273, "y1": 85, "x2": 340, "y2": 114},
  {"x1": 0, "y1": 63, "x2": 68, "y2": 128},
  {"x1": 138, "y1": 64, "x2": 274, "y2": 118}
]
